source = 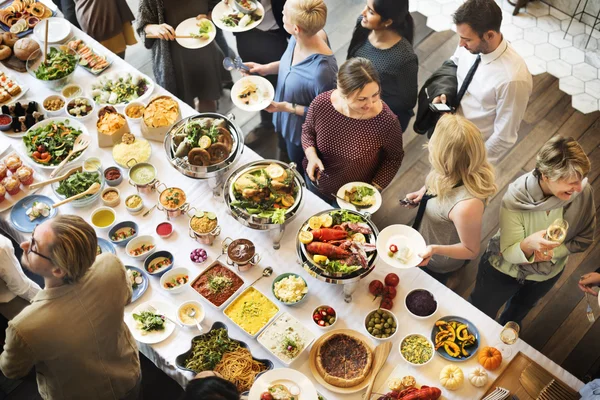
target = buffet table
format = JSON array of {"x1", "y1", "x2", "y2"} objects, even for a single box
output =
[{"x1": 0, "y1": 23, "x2": 584, "y2": 400}]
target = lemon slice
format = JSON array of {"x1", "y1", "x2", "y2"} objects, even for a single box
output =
[
  {"x1": 313, "y1": 255, "x2": 328, "y2": 264},
  {"x1": 320, "y1": 214, "x2": 333, "y2": 228},
  {"x1": 308, "y1": 216, "x2": 322, "y2": 230},
  {"x1": 199, "y1": 135, "x2": 212, "y2": 149},
  {"x1": 298, "y1": 231, "x2": 313, "y2": 244},
  {"x1": 352, "y1": 232, "x2": 366, "y2": 243},
  {"x1": 281, "y1": 194, "x2": 295, "y2": 208},
  {"x1": 266, "y1": 163, "x2": 285, "y2": 180},
  {"x1": 10, "y1": 23, "x2": 21, "y2": 34}
]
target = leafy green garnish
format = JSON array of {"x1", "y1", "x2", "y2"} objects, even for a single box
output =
[
  {"x1": 132, "y1": 311, "x2": 165, "y2": 332},
  {"x1": 191, "y1": 19, "x2": 213, "y2": 39},
  {"x1": 330, "y1": 210, "x2": 364, "y2": 226},
  {"x1": 325, "y1": 260, "x2": 360, "y2": 275},
  {"x1": 34, "y1": 48, "x2": 77, "y2": 81},
  {"x1": 56, "y1": 172, "x2": 100, "y2": 198}
]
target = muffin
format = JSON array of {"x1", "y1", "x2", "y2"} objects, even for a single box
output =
[
  {"x1": 15, "y1": 165, "x2": 34, "y2": 186},
  {"x1": 0, "y1": 184, "x2": 5, "y2": 203},
  {"x1": 0, "y1": 163, "x2": 6, "y2": 180},
  {"x1": 4, "y1": 154, "x2": 22, "y2": 173},
  {"x1": 2, "y1": 176, "x2": 19, "y2": 195}
]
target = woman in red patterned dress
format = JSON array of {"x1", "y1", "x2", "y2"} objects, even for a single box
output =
[{"x1": 301, "y1": 57, "x2": 404, "y2": 202}]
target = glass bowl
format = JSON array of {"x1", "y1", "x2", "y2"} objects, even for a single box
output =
[{"x1": 26, "y1": 46, "x2": 79, "y2": 91}]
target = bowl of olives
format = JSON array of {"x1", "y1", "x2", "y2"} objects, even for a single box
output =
[{"x1": 364, "y1": 308, "x2": 398, "y2": 341}]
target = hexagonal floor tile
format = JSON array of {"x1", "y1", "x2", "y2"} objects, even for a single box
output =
[
  {"x1": 550, "y1": 7, "x2": 570, "y2": 21},
  {"x1": 535, "y1": 43, "x2": 559, "y2": 61},
  {"x1": 426, "y1": 15, "x2": 453, "y2": 32},
  {"x1": 418, "y1": 1, "x2": 441, "y2": 17},
  {"x1": 573, "y1": 63, "x2": 599, "y2": 82},
  {"x1": 586, "y1": 52, "x2": 600, "y2": 69},
  {"x1": 549, "y1": 31, "x2": 573, "y2": 49},
  {"x1": 559, "y1": 76, "x2": 585, "y2": 95},
  {"x1": 585, "y1": 80, "x2": 600, "y2": 99},
  {"x1": 572, "y1": 93, "x2": 599, "y2": 114},
  {"x1": 513, "y1": 14, "x2": 537, "y2": 29},
  {"x1": 501, "y1": 0, "x2": 516, "y2": 13},
  {"x1": 524, "y1": 56, "x2": 547, "y2": 75},
  {"x1": 503, "y1": 24, "x2": 524, "y2": 42},
  {"x1": 561, "y1": 19, "x2": 586, "y2": 37},
  {"x1": 586, "y1": 26, "x2": 600, "y2": 40},
  {"x1": 524, "y1": 27, "x2": 549, "y2": 45},
  {"x1": 501, "y1": 11, "x2": 513, "y2": 26},
  {"x1": 526, "y1": 1, "x2": 550, "y2": 17},
  {"x1": 547, "y1": 59, "x2": 572, "y2": 78},
  {"x1": 442, "y1": 2, "x2": 460, "y2": 16},
  {"x1": 536, "y1": 16, "x2": 561, "y2": 33},
  {"x1": 574, "y1": 34, "x2": 598, "y2": 51},
  {"x1": 512, "y1": 40, "x2": 535, "y2": 58},
  {"x1": 561, "y1": 47, "x2": 586, "y2": 65}
]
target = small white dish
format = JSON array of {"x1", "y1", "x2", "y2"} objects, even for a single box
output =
[
  {"x1": 126, "y1": 235, "x2": 157, "y2": 260},
  {"x1": 90, "y1": 206, "x2": 116, "y2": 232},
  {"x1": 399, "y1": 333, "x2": 435, "y2": 367},
  {"x1": 177, "y1": 300, "x2": 204, "y2": 328},
  {"x1": 42, "y1": 94, "x2": 66, "y2": 117},
  {"x1": 160, "y1": 267, "x2": 190, "y2": 294},
  {"x1": 364, "y1": 308, "x2": 399, "y2": 342}
]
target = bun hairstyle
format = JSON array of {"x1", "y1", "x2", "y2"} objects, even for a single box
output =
[
  {"x1": 337, "y1": 57, "x2": 381, "y2": 98},
  {"x1": 348, "y1": 0, "x2": 414, "y2": 57},
  {"x1": 533, "y1": 136, "x2": 590, "y2": 182}
]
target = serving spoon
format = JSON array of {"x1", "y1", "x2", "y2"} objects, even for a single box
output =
[
  {"x1": 52, "y1": 182, "x2": 100, "y2": 208},
  {"x1": 330, "y1": 193, "x2": 371, "y2": 211},
  {"x1": 248, "y1": 267, "x2": 273, "y2": 287},
  {"x1": 50, "y1": 134, "x2": 92, "y2": 178},
  {"x1": 187, "y1": 308, "x2": 203, "y2": 332},
  {"x1": 29, "y1": 166, "x2": 82, "y2": 190},
  {"x1": 223, "y1": 56, "x2": 250, "y2": 72}
]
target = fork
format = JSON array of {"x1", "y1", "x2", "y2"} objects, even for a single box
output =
[
  {"x1": 147, "y1": 305, "x2": 183, "y2": 328},
  {"x1": 50, "y1": 134, "x2": 91, "y2": 178},
  {"x1": 585, "y1": 292, "x2": 595, "y2": 323}
]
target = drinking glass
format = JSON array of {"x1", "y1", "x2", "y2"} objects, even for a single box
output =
[
  {"x1": 543, "y1": 218, "x2": 569, "y2": 256},
  {"x1": 496, "y1": 321, "x2": 520, "y2": 358}
]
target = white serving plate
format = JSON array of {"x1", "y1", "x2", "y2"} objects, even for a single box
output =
[
  {"x1": 257, "y1": 312, "x2": 316, "y2": 367},
  {"x1": 126, "y1": 300, "x2": 176, "y2": 344},
  {"x1": 230, "y1": 76, "x2": 274, "y2": 112},
  {"x1": 335, "y1": 181, "x2": 382, "y2": 214},
  {"x1": 248, "y1": 368, "x2": 318, "y2": 400},
  {"x1": 175, "y1": 18, "x2": 216, "y2": 49},
  {"x1": 212, "y1": 0, "x2": 265, "y2": 33},
  {"x1": 376, "y1": 224, "x2": 427, "y2": 269}
]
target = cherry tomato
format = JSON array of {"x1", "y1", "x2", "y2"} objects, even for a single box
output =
[
  {"x1": 389, "y1": 244, "x2": 398, "y2": 253},
  {"x1": 313, "y1": 313, "x2": 321, "y2": 321},
  {"x1": 260, "y1": 392, "x2": 274, "y2": 400},
  {"x1": 318, "y1": 319, "x2": 326, "y2": 326},
  {"x1": 41, "y1": 152, "x2": 49, "y2": 159},
  {"x1": 384, "y1": 273, "x2": 400, "y2": 287},
  {"x1": 369, "y1": 280, "x2": 384, "y2": 296},
  {"x1": 380, "y1": 298, "x2": 394, "y2": 310},
  {"x1": 383, "y1": 286, "x2": 397, "y2": 299},
  {"x1": 32, "y1": 151, "x2": 40, "y2": 158},
  {"x1": 327, "y1": 307, "x2": 335, "y2": 316},
  {"x1": 37, "y1": 145, "x2": 44, "y2": 153}
]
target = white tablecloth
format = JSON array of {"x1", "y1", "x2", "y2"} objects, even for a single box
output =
[{"x1": 0, "y1": 24, "x2": 583, "y2": 400}]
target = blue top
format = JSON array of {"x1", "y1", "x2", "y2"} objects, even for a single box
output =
[{"x1": 273, "y1": 36, "x2": 338, "y2": 146}]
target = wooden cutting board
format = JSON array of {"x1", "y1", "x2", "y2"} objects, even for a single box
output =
[
  {"x1": 1, "y1": 54, "x2": 26, "y2": 72},
  {"x1": 481, "y1": 352, "x2": 580, "y2": 400}
]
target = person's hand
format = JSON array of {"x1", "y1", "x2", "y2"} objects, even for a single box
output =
[
  {"x1": 579, "y1": 272, "x2": 600, "y2": 296},
  {"x1": 418, "y1": 245, "x2": 435, "y2": 266},
  {"x1": 264, "y1": 101, "x2": 289, "y2": 113},
  {"x1": 432, "y1": 94, "x2": 447, "y2": 104},
  {"x1": 522, "y1": 230, "x2": 560, "y2": 254},
  {"x1": 403, "y1": 187, "x2": 426, "y2": 209},
  {"x1": 306, "y1": 155, "x2": 324, "y2": 182},
  {"x1": 145, "y1": 23, "x2": 176, "y2": 40},
  {"x1": 243, "y1": 62, "x2": 267, "y2": 76},
  {"x1": 533, "y1": 249, "x2": 553, "y2": 262}
]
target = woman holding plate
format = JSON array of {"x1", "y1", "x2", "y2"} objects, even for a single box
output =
[{"x1": 138, "y1": 0, "x2": 223, "y2": 111}]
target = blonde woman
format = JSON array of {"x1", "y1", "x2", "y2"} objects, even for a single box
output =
[
  {"x1": 403, "y1": 114, "x2": 496, "y2": 284},
  {"x1": 469, "y1": 136, "x2": 595, "y2": 326}
]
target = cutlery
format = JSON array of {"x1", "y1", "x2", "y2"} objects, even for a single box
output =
[
  {"x1": 330, "y1": 193, "x2": 371, "y2": 210},
  {"x1": 482, "y1": 387, "x2": 510, "y2": 400},
  {"x1": 223, "y1": 56, "x2": 250, "y2": 72},
  {"x1": 248, "y1": 267, "x2": 273, "y2": 287},
  {"x1": 52, "y1": 182, "x2": 100, "y2": 208},
  {"x1": 147, "y1": 35, "x2": 196, "y2": 39},
  {"x1": 50, "y1": 135, "x2": 91, "y2": 178},
  {"x1": 143, "y1": 205, "x2": 157, "y2": 217},
  {"x1": 29, "y1": 166, "x2": 82, "y2": 190},
  {"x1": 585, "y1": 292, "x2": 595, "y2": 323},
  {"x1": 186, "y1": 308, "x2": 203, "y2": 332},
  {"x1": 147, "y1": 304, "x2": 182, "y2": 328},
  {"x1": 364, "y1": 341, "x2": 392, "y2": 399}
]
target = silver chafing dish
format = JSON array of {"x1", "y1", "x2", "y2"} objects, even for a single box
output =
[
  {"x1": 163, "y1": 112, "x2": 244, "y2": 198},
  {"x1": 223, "y1": 159, "x2": 306, "y2": 250},
  {"x1": 296, "y1": 208, "x2": 379, "y2": 303}
]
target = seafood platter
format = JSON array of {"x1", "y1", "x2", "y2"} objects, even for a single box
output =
[
  {"x1": 296, "y1": 209, "x2": 379, "y2": 302},
  {"x1": 223, "y1": 160, "x2": 306, "y2": 249},
  {"x1": 163, "y1": 112, "x2": 244, "y2": 197}
]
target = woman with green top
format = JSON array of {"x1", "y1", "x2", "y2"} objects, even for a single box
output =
[{"x1": 469, "y1": 136, "x2": 595, "y2": 326}]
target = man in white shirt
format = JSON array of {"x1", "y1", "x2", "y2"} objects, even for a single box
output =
[{"x1": 433, "y1": 0, "x2": 533, "y2": 164}]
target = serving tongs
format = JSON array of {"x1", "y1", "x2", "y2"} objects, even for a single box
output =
[
  {"x1": 29, "y1": 166, "x2": 82, "y2": 190},
  {"x1": 50, "y1": 134, "x2": 92, "y2": 178},
  {"x1": 52, "y1": 182, "x2": 100, "y2": 209}
]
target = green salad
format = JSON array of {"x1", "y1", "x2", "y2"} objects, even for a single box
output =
[
  {"x1": 330, "y1": 210, "x2": 364, "y2": 225},
  {"x1": 316, "y1": 259, "x2": 361, "y2": 275},
  {"x1": 23, "y1": 120, "x2": 83, "y2": 166},
  {"x1": 56, "y1": 172, "x2": 100, "y2": 198},
  {"x1": 91, "y1": 73, "x2": 150, "y2": 105},
  {"x1": 34, "y1": 47, "x2": 77, "y2": 81},
  {"x1": 191, "y1": 19, "x2": 214, "y2": 40},
  {"x1": 132, "y1": 311, "x2": 165, "y2": 333}
]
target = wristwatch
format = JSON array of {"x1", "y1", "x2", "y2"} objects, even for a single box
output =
[{"x1": 291, "y1": 102, "x2": 297, "y2": 114}]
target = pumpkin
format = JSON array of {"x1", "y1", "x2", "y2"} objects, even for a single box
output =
[
  {"x1": 478, "y1": 347, "x2": 502, "y2": 370},
  {"x1": 469, "y1": 367, "x2": 488, "y2": 388},
  {"x1": 439, "y1": 364, "x2": 464, "y2": 391}
]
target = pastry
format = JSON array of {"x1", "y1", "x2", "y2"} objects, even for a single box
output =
[
  {"x1": 0, "y1": 163, "x2": 7, "y2": 180},
  {"x1": 4, "y1": 154, "x2": 21, "y2": 173},
  {"x1": 1, "y1": 176, "x2": 19, "y2": 195},
  {"x1": 316, "y1": 333, "x2": 373, "y2": 388},
  {"x1": 0, "y1": 184, "x2": 5, "y2": 203},
  {"x1": 15, "y1": 165, "x2": 33, "y2": 185}
]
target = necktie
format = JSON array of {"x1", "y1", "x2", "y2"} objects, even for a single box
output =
[{"x1": 455, "y1": 54, "x2": 481, "y2": 106}]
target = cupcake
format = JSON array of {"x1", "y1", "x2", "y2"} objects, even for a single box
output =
[
  {"x1": 15, "y1": 165, "x2": 34, "y2": 186},
  {"x1": 2, "y1": 176, "x2": 19, "y2": 195},
  {"x1": 0, "y1": 184, "x2": 5, "y2": 203},
  {"x1": 0, "y1": 163, "x2": 6, "y2": 180},
  {"x1": 4, "y1": 154, "x2": 22, "y2": 173}
]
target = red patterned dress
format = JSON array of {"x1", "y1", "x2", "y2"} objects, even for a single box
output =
[{"x1": 301, "y1": 90, "x2": 404, "y2": 201}]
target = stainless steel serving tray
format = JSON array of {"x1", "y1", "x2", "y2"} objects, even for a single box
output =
[
  {"x1": 163, "y1": 112, "x2": 244, "y2": 180},
  {"x1": 223, "y1": 159, "x2": 306, "y2": 230}
]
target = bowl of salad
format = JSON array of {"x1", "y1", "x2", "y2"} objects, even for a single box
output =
[
  {"x1": 26, "y1": 46, "x2": 78, "y2": 91},
  {"x1": 51, "y1": 168, "x2": 105, "y2": 208},
  {"x1": 23, "y1": 117, "x2": 90, "y2": 170},
  {"x1": 91, "y1": 71, "x2": 155, "y2": 107}
]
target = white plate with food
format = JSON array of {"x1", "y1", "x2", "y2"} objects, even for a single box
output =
[
  {"x1": 33, "y1": 17, "x2": 71, "y2": 43},
  {"x1": 376, "y1": 225, "x2": 427, "y2": 269},
  {"x1": 0, "y1": 71, "x2": 28, "y2": 107},
  {"x1": 91, "y1": 72, "x2": 155, "y2": 107},
  {"x1": 175, "y1": 17, "x2": 216, "y2": 49},
  {"x1": 336, "y1": 182, "x2": 382, "y2": 214},
  {"x1": 230, "y1": 76, "x2": 274, "y2": 112},
  {"x1": 212, "y1": 0, "x2": 264, "y2": 33},
  {"x1": 248, "y1": 368, "x2": 318, "y2": 400},
  {"x1": 127, "y1": 300, "x2": 176, "y2": 344}
]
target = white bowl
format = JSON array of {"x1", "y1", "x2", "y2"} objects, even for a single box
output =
[
  {"x1": 404, "y1": 288, "x2": 438, "y2": 320},
  {"x1": 42, "y1": 95, "x2": 66, "y2": 117},
  {"x1": 399, "y1": 333, "x2": 435, "y2": 367},
  {"x1": 125, "y1": 235, "x2": 156, "y2": 260},
  {"x1": 101, "y1": 187, "x2": 120, "y2": 207},
  {"x1": 90, "y1": 206, "x2": 116, "y2": 232},
  {"x1": 312, "y1": 305, "x2": 337, "y2": 330},
  {"x1": 65, "y1": 96, "x2": 95, "y2": 121},
  {"x1": 364, "y1": 308, "x2": 399, "y2": 341},
  {"x1": 62, "y1": 84, "x2": 84, "y2": 99},
  {"x1": 160, "y1": 267, "x2": 190, "y2": 294},
  {"x1": 125, "y1": 194, "x2": 144, "y2": 215},
  {"x1": 124, "y1": 101, "x2": 145, "y2": 124},
  {"x1": 177, "y1": 300, "x2": 205, "y2": 328}
]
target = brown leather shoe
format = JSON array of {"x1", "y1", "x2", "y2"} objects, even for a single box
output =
[{"x1": 244, "y1": 122, "x2": 276, "y2": 145}]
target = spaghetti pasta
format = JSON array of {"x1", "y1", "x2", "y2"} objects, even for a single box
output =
[{"x1": 214, "y1": 347, "x2": 268, "y2": 392}]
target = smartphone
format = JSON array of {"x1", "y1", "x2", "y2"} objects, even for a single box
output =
[
  {"x1": 428, "y1": 103, "x2": 452, "y2": 113},
  {"x1": 399, "y1": 198, "x2": 416, "y2": 207}
]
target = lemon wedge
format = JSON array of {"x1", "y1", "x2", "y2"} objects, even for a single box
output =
[{"x1": 298, "y1": 231, "x2": 313, "y2": 244}]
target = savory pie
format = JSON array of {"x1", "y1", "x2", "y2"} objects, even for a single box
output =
[{"x1": 316, "y1": 333, "x2": 373, "y2": 388}]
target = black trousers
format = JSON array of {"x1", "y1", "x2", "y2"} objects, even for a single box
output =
[
  {"x1": 235, "y1": 28, "x2": 288, "y2": 125},
  {"x1": 468, "y1": 255, "x2": 563, "y2": 326}
]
